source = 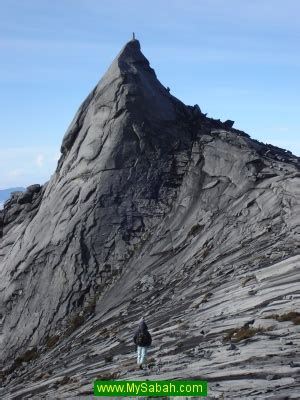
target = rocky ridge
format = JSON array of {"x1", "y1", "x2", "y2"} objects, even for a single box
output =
[{"x1": 0, "y1": 39, "x2": 300, "y2": 399}]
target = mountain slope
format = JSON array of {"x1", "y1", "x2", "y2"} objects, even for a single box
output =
[
  {"x1": 0, "y1": 187, "x2": 25, "y2": 208},
  {"x1": 0, "y1": 40, "x2": 300, "y2": 399},
  {"x1": 0, "y1": 187, "x2": 25, "y2": 201}
]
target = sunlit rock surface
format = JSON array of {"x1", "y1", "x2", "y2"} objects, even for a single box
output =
[{"x1": 1, "y1": 40, "x2": 300, "y2": 399}]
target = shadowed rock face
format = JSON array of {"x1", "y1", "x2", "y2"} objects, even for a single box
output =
[
  {"x1": 1, "y1": 40, "x2": 300, "y2": 399},
  {"x1": 0, "y1": 39, "x2": 196, "y2": 362}
]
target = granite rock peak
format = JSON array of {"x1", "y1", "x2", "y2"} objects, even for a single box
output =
[{"x1": 1, "y1": 40, "x2": 300, "y2": 399}]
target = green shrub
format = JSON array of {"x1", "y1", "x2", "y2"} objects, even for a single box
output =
[
  {"x1": 12, "y1": 347, "x2": 39, "y2": 369},
  {"x1": 60, "y1": 375, "x2": 72, "y2": 385},
  {"x1": 224, "y1": 326, "x2": 271, "y2": 342},
  {"x1": 0, "y1": 370, "x2": 5, "y2": 383},
  {"x1": 104, "y1": 354, "x2": 113, "y2": 363},
  {"x1": 84, "y1": 298, "x2": 97, "y2": 315},
  {"x1": 45, "y1": 335, "x2": 60, "y2": 349},
  {"x1": 64, "y1": 314, "x2": 85, "y2": 336},
  {"x1": 241, "y1": 274, "x2": 256, "y2": 287},
  {"x1": 188, "y1": 224, "x2": 202, "y2": 237},
  {"x1": 266, "y1": 311, "x2": 300, "y2": 325},
  {"x1": 97, "y1": 372, "x2": 119, "y2": 380}
]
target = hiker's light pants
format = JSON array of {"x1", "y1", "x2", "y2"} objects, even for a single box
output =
[{"x1": 137, "y1": 346, "x2": 148, "y2": 365}]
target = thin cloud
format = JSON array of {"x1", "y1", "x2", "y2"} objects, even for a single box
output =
[
  {"x1": 8, "y1": 169, "x2": 24, "y2": 177},
  {"x1": 0, "y1": 146, "x2": 59, "y2": 188},
  {"x1": 36, "y1": 154, "x2": 44, "y2": 168}
]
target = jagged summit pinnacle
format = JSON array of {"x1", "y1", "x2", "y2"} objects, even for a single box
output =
[
  {"x1": 109, "y1": 38, "x2": 152, "y2": 75},
  {"x1": 115, "y1": 39, "x2": 142, "y2": 63},
  {"x1": 58, "y1": 39, "x2": 180, "y2": 167},
  {"x1": 1, "y1": 38, "x2": 197, "y2": 368}
]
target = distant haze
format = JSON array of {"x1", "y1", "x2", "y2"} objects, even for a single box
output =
[{"x1": 0, "y1": 187, "x2": 25, "y2": 208}]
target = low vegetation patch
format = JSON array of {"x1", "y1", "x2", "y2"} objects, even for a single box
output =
[
  {"x1": 224, "y1": 326, "x2": 271, "y2": 342},
  {"x1": 202, "y1": 244, "x2": 212, "y2": 258},
  {"x1": 266, "y1": 311, "x2": 300, "y2": 325},
  {"x1": 5, "y1": 346, "x2": 40, "y2": 375},
  {"x1": 104, "y1": 354, "x2": 113, "y2": 363},
  {"x1": 97, "y1": 372, "x2": 119, "y2": 380},
  {"x1": 188, "y1": 224, "x2": 203, "y2": 237},
  {"x1": 59, "y1": 375, "x2": 76, "y2": 386},
  {"x1": 64, "y1": 314, "x2": 85, "y2": 337},
  {"x1": 147, "y1": 357, "x2": 156, "y2": 369},
  {"x1": 33, "y1": 371, "x2": 52, "y2": 381},
  {"x1": 14, "y1": 347, "x2": 39, "y2": 366},
  {"x1": 84, "y1": 298, "x2": 97, "y2": 315},
  {"x1": 45, "y1": 334, "x2": 60, "y2": 349},
  {"x1": 0, "y1": 370, "x2": 5, "y2": 383},
  {"x1": 98, "y1": 327, "x2": 110, "y2": 338},
  {"x1": 202, "y1": 292, "x2": 213, "y2": 303},
  {"x1": 241, "y1": 274, "x2": 257, "y2": 287}
]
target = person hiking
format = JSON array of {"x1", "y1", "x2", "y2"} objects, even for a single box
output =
[{"x1": 133, "y1": 317, "x2": 152, "y2": 369}]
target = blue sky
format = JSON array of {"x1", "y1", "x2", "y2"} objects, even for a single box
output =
[{"x1": 0, "y1": 0, "x2": 299, "y2": 188}]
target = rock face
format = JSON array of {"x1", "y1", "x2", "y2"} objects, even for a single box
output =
[
  {"x1": 0, "y1": 187, "x2": 25, "y2": 211},
  {"x1": 1, "y1": 39, "x2": 300, "y2": 399}
]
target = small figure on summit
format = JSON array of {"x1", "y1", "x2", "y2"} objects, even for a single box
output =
[
  {"x1": 132, "y1": 32, "x2": 136, "y2": 40},
  {"x1": 133, "y1": 317, "x2": 152, "y2": 369}
]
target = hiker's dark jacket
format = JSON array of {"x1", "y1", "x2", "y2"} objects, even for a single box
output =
[{"x1": 133, "y1": 321, "x2": 152, "y2": 347}]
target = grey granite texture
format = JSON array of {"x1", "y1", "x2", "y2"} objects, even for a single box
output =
[{"x1": 0, "y1": 40, "x2": 300, "y2": 399}]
